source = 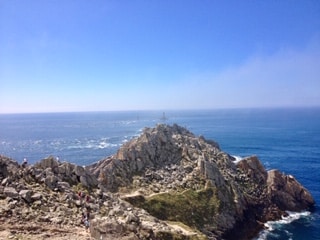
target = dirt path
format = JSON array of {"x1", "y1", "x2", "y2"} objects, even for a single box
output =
[{"x1": 0, "y1": 222, "x2": 92, "y2": 240}]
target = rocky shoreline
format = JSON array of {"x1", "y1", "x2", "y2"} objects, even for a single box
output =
[{"x1": 0, "y1": 124, "x2": 315, "y2": 239}]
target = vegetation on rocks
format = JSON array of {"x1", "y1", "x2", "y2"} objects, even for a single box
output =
[{"x1": 135, "y1": 188, "x2": 219, "y2": 229}]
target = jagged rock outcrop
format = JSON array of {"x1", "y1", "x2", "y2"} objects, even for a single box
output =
[
  {"x1": 33, "y1": 156, "x2": 98, "y2": 189},
  {"x1": 267, "y1": 169, "x2": 314, "y2": 211},
  {"x1": 89, "y1": 124, "x2": 315, "y2": 240},
  {"x1": 0, "y1": 124, "x2": 315, "y2": 240}
]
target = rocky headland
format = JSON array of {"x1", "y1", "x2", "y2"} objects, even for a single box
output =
[{"x1": 0, "y1": 124, "x2": 315, "y2": 240}]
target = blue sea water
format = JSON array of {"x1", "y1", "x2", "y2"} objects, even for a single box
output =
[{"x1": 0, "y1": 108, "x2": 319, "y2": 240}]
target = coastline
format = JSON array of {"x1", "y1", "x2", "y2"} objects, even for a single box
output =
[{"x1": 1, "y1": 109, "x2": 319, "y2": 239}]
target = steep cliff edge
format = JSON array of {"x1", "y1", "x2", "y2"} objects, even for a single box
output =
[{"x1": 0, "y1": 124, "x2": 315, "y2": 240}]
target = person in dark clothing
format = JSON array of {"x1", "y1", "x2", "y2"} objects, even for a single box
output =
[{"x1": 22, "y1": 158, "x2": 28, "y2": 168}]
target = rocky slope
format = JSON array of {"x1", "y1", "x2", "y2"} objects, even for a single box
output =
[{"x1": 0, "y1": 124, "x2": 315, "y2": 240}]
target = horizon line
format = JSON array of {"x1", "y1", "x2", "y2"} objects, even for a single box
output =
[{"x1": 1, "y1": 105, "x2": 320, "y2": 115}]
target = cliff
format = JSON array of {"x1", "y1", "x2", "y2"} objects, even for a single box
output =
[{"x1": 0, "y1": 124, "x2": 315, "y2": 240}]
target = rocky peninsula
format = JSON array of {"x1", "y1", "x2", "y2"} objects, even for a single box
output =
[{"x1": 0, "y1": 124, "x2": 315, "y2": 239}]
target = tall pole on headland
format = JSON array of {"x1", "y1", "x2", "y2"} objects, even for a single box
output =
[{"x1": 161, "y1": 112, "x2": 167, "y2": 121}]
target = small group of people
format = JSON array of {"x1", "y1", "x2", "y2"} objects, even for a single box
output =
[{"x1": 78, "y1": 191, "x2": 91, "y2": 204}]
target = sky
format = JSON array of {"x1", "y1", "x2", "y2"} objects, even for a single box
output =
[{"x1": 0, "y1": 0, "x2": 320, "y2": 113}]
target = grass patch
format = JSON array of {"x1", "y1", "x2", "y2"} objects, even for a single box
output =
[
  {"x1": 166, "y1": 221, "x2": 208, "y2": 240},
  {"x1": 136, "y1": 188, "x2": 220, "y2": 229}
]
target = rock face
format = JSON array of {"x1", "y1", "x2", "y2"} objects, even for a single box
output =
[
  {"x1": 33, "y1": 156, "x2": 98, "y2": 189},
  {"x1": 0, "y1": 124, "x2": 315, "y2": 240},
  {"x1": 89, "y1": 124, "x2": 315, "y2": 239},
  {"x1": 267, "y1": 170, "x2": 314, "y2": 211}
]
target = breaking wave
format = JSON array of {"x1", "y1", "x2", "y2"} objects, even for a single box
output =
[{"x1": 255, "y1": 211, "x2": 311, "y2": 240}]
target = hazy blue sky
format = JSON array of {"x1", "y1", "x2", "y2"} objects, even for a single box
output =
[{"x1": 1, "y1": 1, "x2": 320, "y2": 113}]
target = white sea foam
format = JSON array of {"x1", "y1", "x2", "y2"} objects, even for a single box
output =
[
  {"x1": 34, "y1": 140, "x2": 43, "y2": 144},
  {"x1": 255, "y1": 211, "x2": 311, "y2": 240},
  {"x1": 264, "y1": 161, "x2": 271, "y2": 171},
  {"x1": 66, "y1": 138, "x2": 119, "y2": 150},
  {"x1": 119, "y1": 120, "x2": 136, "y2": 125},
  {"x1": 232, "y1": 155, "x2": 243, "y2": 163},
  {"x1": 98, "y1": 142, "x2": 108, "y2": 149},
  {"x1": 272, "y1": 211, "x2": 310, "y2": 226}
]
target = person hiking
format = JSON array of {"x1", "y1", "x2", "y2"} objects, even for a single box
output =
[
  {"x1": 22, "y1": 158, "x2": 28, "y2": 168},
  {"x1": 82, "y1": 212, "x2": 90, "y2": 231}
]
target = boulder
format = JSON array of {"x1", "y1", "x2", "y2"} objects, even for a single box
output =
[
  {"x1": 90, "y1": 218, "x2": 128, "y2": 240},
  {"x1": 19, "y1": 189, "x2": 33, "y2": 203},
  {"x1": 57, "y1": 181, "x2": 71, "y2": 191},
  {"x1": 74, "y1": 165, "x2": 86, "y2": 177},
  {"x1": 4, "y1": 186, "x2": 19, "y2": 199},
  {"x1": 57, "y1": 162, "x2": 74, "y2": 175},
  {"x1": 0, "y1": 156, "x2": 21, "y2": 178},
  {"x1": 34, "y1": 156, "x2": 59, "y2": 173},
  {"x1": 31, "y1": 192, "x2": 42, "y2": 201},
  {"x1": 80, "y1": 175, "x2": 98, "y2": 188},
  {"x1": 0, "y1": 160, "x2": 9, "y2": 179},
  {"x1": 44, "y1": 175, "x2": 59, "y2": 189}
]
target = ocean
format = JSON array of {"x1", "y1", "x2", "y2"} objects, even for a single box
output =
[{"x1": 0, "y1": 108, "x2": 319, "y2": 240}]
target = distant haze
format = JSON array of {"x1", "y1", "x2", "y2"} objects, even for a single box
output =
[{"x1": 1, "y1": 1, "x2": 320, "y2": 113}]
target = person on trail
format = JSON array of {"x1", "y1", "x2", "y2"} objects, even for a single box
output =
[
  {"x1": 82, "y1": 212, "x2": 90, "y2": 231},
  {"x1": 22, "y1": 158, "x2": 28, "y2": 168},
  {"x1": 84, "y1": 216, "x2": 90, "y2": 229},
  {"x1": 85, "y1": 206, "x2": 91, "y2": 219}
]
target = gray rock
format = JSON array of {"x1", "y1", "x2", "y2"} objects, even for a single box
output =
[
  {"x1": 34, "y1": 156, "x2": 59, "y2": 173},
  {"x1": 237, "y1": 156, "x2": 268, "y2": 184},
  {"x1": 57, "y1": 162, "x2": 74, "y2": 175},
  {"x1": 74, "y1": 165, "x2": 85, "y2": 177},
  {"x1": 125, "y1": 212, "x2": 139, "y2": 224},
  {"x1": 19, "y1": 189, "x2": 33, "y2": 203},
  {"x1": 8, "y1": 200, "x2": 18, "y2": 209},
  {"x1": 75, "y1": 200, "x2": 82, "y2": 207},
  {"x1": 31, "y1": 192, "x2": 42, "y2": 201},
  {"x1": 4, "y1": 187, "x2": 19, "y2": 199},
  {"x1": 0, "y1": 160, "x2": 9, "y2": 179},
  {"x1": 1, "y1": 177, "x2": 8, "y2": 186},
  {"x1": 44, "y1": 175, "x2": 59, "y2": 189},
  {"x1": 57, "y1": 181, "x2": 70, "y2": 190},
  {"x1": 80, "y1": 175, "x2": 98, "y2": 188}
]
